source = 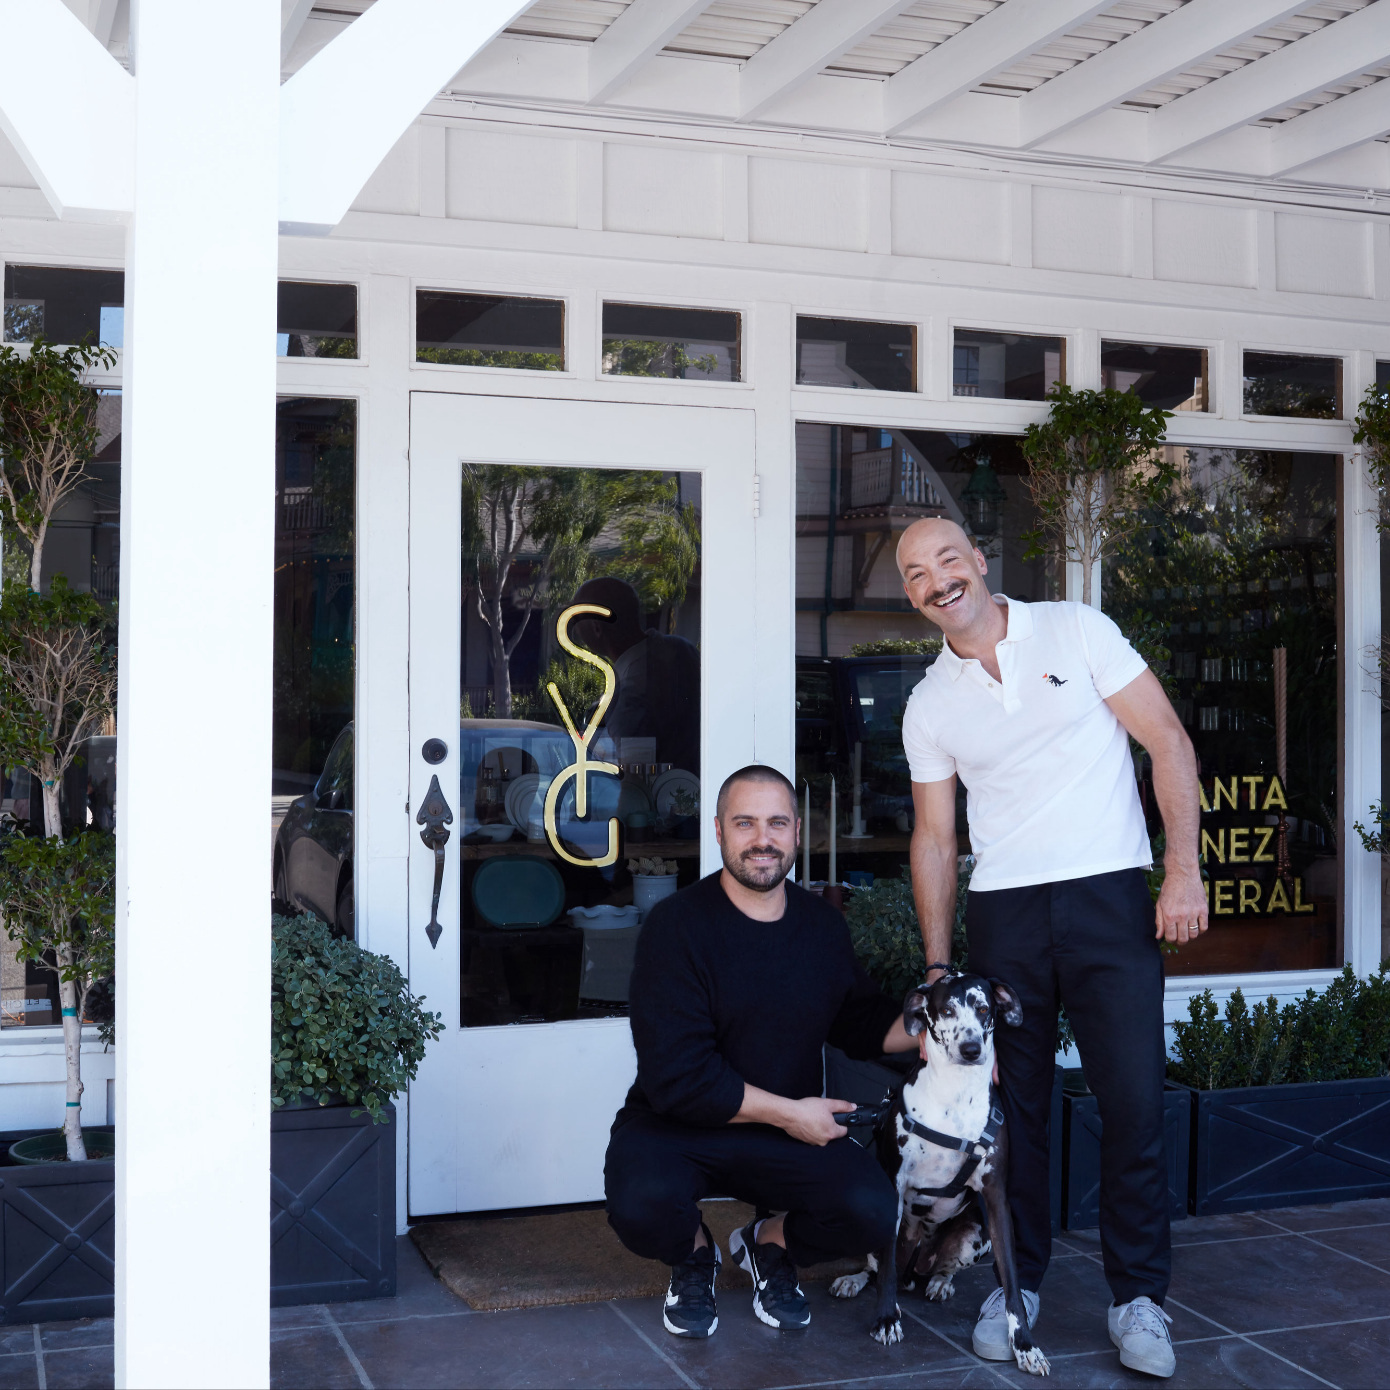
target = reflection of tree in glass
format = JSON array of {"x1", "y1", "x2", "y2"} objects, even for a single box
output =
[
  {"x1": 2, "y1": 302, "x2": 43, "y2": 343},
  {"x1": 1243, "y1": 376, "x2": 1336, "y2": 420},
  {"x1": 462, "y1": 467, "x2": 699, "y2": 718},
  {"x1": 417, "y1": 346, "x2": 563, "y2": 371},
  {"x1": 602, "y1": 339, "x2": 718, "y2": 379},
  {"x1": 1107, "y1": 448, "x2": 1337, "y2": 843}
]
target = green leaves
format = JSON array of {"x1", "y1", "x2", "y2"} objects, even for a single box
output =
[
  {"x1": 1168, "y1": 963, "x2": 1390, "y2": 1090},
  {"x1": 1020, "y1": 385, "x2": 1176, "y2": 604},
  {"x1": 0, "y1": 826, "x2": 115, "y2": 1016},
  {"x1": 270, "y1": 914, "x2": 444, "y2": 1122},
  {"x1": 1353, "y1": 382, "x2": 1390, "y2": 534}
]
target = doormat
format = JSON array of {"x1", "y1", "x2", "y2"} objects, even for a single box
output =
[{"x1": 410, "y1": 1201, "x2": 861, "y2": 1312}]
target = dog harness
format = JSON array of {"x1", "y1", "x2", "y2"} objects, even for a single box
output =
[{"x1": 905, "y1": 1084, "x2": 1005, "y2": 1207}]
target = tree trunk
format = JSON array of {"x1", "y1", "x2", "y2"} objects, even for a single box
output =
[
  {"x1": 486, "y1": 596, "x2": 512, "y2": 718},
  {"x1": 29, "y1": 515, "x2": 47, "y2": 593},
  {"x1": 40, "y1": 754, "x2": 63, "y2": 839},
  {"x1": 57, "y1": 950, "x2": 88, "y2": 1162}
]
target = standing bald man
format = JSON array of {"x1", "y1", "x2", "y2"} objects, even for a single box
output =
[{"x1": 897, "y1": 519, "x2": 1204, "y2": 1381}]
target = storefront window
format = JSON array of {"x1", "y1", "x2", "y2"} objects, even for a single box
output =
[
  {"x1": 416, "y1": 291, "x2": 564, "y2": 370},
  {"x1": 2, "y1": 264, "x2": 124, "y2": 347},
  {"x1": 1, "y1": 390, "x2": 119, "y2": 1027},
  {"x1": 458, "y1": 465, "x2": 702, "y2": 1026},
  {"x1": 602, "y1": 303, "x2": 740, "y2": 381},
  {"x1": 953, "y1": 329, "x2": 1064, "y2": 400},
  {"x1": 277, "y1": 281, "x2": 358, "y2": 359},
  {"x1": 794, "y1": 423, "x2": 1051, "y2": 885},
  {"x1": 1243, "y1": 352, "x2": 1341, "y2": 419},
  {"x1": 1101, "y1": 340, "x2": 1207, "y2": 411},
  {"x1": 270, "y1": 399, "x2": 357, "y2": 936},
  {"x1": 1105, "y1": 447, "x2": 1340, "y2": 975},
  {"x1": 796, "y1": 317, "x2": 916, "y2": 392}
]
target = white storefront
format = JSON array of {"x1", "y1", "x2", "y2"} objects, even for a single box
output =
[{"x1": 1, "y1": 2, "x2": 1388, "y2": 1384}]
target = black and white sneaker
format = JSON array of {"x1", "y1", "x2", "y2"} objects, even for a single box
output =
[
  {"x1": 663, "y1": 1230, "x2": 720, "y2": 1338},
  {"x1": 729, "y1": 1219, "x2": 811, "y2": 1331}
]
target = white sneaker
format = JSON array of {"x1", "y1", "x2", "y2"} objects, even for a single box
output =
[
  {"x1": 1109, "y1": 1296, "x2": 1176, "y2": 1378},
  {"x1": 972, "y1": 1285, "x2": 1040, "y2": 1361}
]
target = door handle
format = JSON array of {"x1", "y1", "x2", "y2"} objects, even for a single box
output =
[{"x1": 416, "y1": 773, "x2": 453, "y2": 948}]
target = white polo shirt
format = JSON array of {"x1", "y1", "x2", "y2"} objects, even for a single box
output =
[{"x1": 902, "y1": 597, "x2": 1152, "y2": 892}]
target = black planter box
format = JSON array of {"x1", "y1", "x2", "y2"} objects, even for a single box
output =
[
  {"x1": 823, "y1": 1048, "x2": 1066, "y2": 1234},
  {"x1": 1059, "y1": 1072, "x2": 1190, "y2": 1230},
  {"x1": 271, "y1": 1100, "x2": 397, "y2": 1307},
  {"x1": 1183, "y1": 1074, "x2": 1390, "y2": 1216},
  {"x1": 0, "y1": 1102, "x2": 396, "y2": 1323},
  {"x1": 0, "y1": 1126, "x2": 115, "y2": 1325}
]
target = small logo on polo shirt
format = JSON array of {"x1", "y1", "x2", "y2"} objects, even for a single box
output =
[{"x1": 1043, "y1": 673, "x2": 1068, "y2": 687}]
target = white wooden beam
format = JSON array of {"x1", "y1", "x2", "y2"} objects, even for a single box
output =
[
  {"x1": 740, "y1": 0, "x2": 917, "y2": 121},
  {"x1": 0, "y1": 0, "x2": 133, "y2": 216},
  {"x1": 115, "y1": 6, "x2": 279, "y2": 1383},
  {"x1": 278, "y1": 0, "x2": 537, "y2": 231},
  {"x1": 882, "y1": 0, "x2": 1112, "y2": 137},
  {"x1": 1019, "y1": 0, "x2": 1308, "y2": 148},
  {"x1": 92, "y1": 0, "x2": 119, "y2": 46},
  {"x1": 588, "y1": 0, "x2": 713, "y2": 105},
  {"x1": 1269, "y1": 79, "x2": 1390, "y2": 174},
  {"x1": 281, "y1": 0, "x2": 315, "y2": 61},
  {"x1": 1149, "y1": 1, "x2": 1390, "y2": 163}
]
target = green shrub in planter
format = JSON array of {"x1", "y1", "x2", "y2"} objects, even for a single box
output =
[
  {"x1": 271, "y1": 914, "x2": 444, "y2": 1121},
  {"x1": 1168, "y1": 963, "x2": 1390, "y2": 1090}
]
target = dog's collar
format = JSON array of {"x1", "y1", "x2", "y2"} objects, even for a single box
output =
[{"x1": 905, "y1": 1084, "x2": 1004, "y2": 1206}]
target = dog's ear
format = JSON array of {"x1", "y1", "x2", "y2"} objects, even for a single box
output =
[
  {"x1": 989, "y1": 979, "x2": 1024, "y2": 1028},
  {"x1": 903, "y1": 987, "x2": 930, "y2": 1037}
]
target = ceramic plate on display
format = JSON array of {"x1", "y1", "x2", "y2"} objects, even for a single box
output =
[
  {"x1": 504, "y1": 773, "x2": 542, "y2": 831},
  {"x1": 651, "y1": 769, "x2": 700, "y2": 819}
]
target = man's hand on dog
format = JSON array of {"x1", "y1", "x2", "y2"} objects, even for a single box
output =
[{"x1": 1155, "y1": 865, "x2": 1208, "y2": 944}]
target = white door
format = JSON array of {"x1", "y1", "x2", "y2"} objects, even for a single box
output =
[{"x1": 407, "y1": 391, "x2": 757, "y2": 1215}]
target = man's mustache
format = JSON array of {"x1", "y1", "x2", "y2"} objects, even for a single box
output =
[
  {"x1": 927, "y1": 581, "x2": 967, "y2": 606},
  {"x1": 740, "y1": 845, "x2": 785, "y2": 861}
]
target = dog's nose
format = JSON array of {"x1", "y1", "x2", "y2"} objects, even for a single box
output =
[{"x1": 960, "y1": 1041, "x2": 982, "y2": 1062}]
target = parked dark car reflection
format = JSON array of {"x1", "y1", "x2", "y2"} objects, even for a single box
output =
[{"x1": 274, "y1": 722, "x2": 355, "y2": 936}]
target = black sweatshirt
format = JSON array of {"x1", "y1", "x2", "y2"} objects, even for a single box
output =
[{"x1": 623, "y1": 873, "x2": 902, "y2": 1127}]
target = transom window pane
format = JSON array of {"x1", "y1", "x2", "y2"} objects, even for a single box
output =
[
  {"x1": 602, "y1": 303, "x2": 740, "y2": 381},
  {"x1": 953, "y1": 329, "x2": 1063, "y2": 401},
  {"x1": 277, "y1": 281, "x2": 358, "y2": 359},
  {"x1": 3, "y1": 265, "x2": 124, "y2": 347},
  {"x1": 459, "y1": 465, "x2": 702, "y2": 1026},
  {"x1": 1101, "y1": 340, "x2": 1207, "y2": 412},
  {"x1": 1243, "y1": 352, "x2": 1340, "y2": 418},
  {"x1": 796, "y1": 316, "x2": 916, "y2": 393},
  {"x1": 1105, "y1": 447, "x2": 1339, "y2": 975},
  {"x1": 417, "y1": 291, "x2": 564, "y2": 371}
]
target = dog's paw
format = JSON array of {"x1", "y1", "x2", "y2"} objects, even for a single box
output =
[
  {"x1": 1012, "y1": 1344, "x2": 1050, "y2": 1377},
  {"x1": 870, "y1": 1311, "x2": 903, "y2": 1346},
  {"x1": 830, "y1": 1271, "x2": 871, "y2": 1300},
  {"x1": 923, "y1": 1272, "x2": 955, "y2": 1302}
]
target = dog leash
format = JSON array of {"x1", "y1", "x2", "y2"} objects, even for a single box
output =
[{"x1": 905, "y1": 1083, "x2": 1005, "y2": 1206}]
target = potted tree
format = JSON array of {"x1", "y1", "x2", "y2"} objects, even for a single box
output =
[
  {"x1": 1021, "y1": 385, "x2": 1176, "y2": 607},
  {"x1": 0, "y1": 337, "x2": 117, "y2": 1164},
  {"x1": 269, "y1": 912, "x2": 443, "y2": 1306},
  {"x1": 1168, "y1": 967, "x2": 1390, "y2": 1215},
  {"x1": 0, "y1": 912, "x2": 445, "y2": 1322}
]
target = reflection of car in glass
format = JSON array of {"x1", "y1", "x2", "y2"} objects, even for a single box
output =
[{"x1": 273, "y1": 723, "x2": 355, "y2": 936}]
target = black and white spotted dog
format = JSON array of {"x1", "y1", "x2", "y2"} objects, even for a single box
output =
[{"x1": 830, "y1": 972, "x2": 1050, "y2": 1377}]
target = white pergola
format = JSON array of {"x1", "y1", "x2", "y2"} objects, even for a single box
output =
[{"x1": 2, "y1": 1, "x2": 1389, "y2": 1386}]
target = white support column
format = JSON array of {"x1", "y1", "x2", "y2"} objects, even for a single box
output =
[
  {"x1": 1343, "y1": 350, "x2": 1382, "y2": 976},
  {"x1": 114, "y1": 4, "x2": 279, "y2": 1387}
]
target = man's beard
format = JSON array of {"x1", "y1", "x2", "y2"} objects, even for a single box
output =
[{"x1": 722, "y1": 843, "x2": 794, "y2": 892}]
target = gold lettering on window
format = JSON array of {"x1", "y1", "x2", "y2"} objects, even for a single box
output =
[
  {"x1": 1238, "y1": 879, "x2": 1262, "y2": 914},
  {"x1": 1227, "y1": 826, "x2": 1250, "y2": 863},
  {"x1": 1212, "y1": 777, "x2": 1238, "y2": 811},
  {"x1": 1213, "y1": 880, "x2": 1235, "y2": 915},
  {"x1": 1252, "y1": 826, "x2": 1274, "y2": 863},
  {"x1": 543, "y1": 603, "x2": 621, "y2": 868},
  {"x1": 1261, "y1": 777, "x2": 1288, "y2": 811},
  {"x1": 1200, "y1": 829, "x2": 1224, "y2": 864}
]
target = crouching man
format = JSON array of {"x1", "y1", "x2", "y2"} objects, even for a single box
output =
[{"x1": 604, "y1": 764, "x2": 916, "y2": 1338}]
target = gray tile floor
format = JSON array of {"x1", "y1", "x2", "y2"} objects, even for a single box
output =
[{"x1": 4, "y1": 1198, "x2": 1390, "y2": 1389}]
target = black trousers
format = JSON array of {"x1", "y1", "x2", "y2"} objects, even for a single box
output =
[
  {"x1": 604, "y1": 1107, "x2": 898, "y2": 1269},
  {"x1": 966, "y1": 867, "x2": 1170, "y2": 1305}
]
